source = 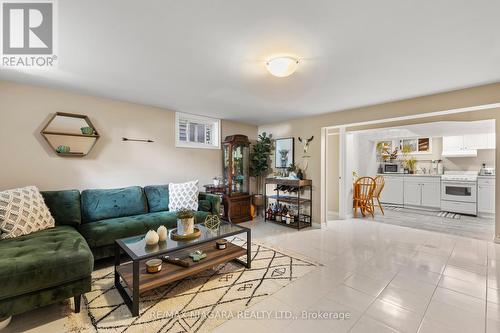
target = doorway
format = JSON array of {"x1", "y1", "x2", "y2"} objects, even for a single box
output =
[{"x1": 322, "y1": 107, "x2": 498, "y2": 241}]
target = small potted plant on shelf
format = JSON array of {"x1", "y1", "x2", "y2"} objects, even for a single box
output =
[
  {"x1": 250, "y1": 132, "x2": 272, "y2": 209},
  {"x1": 287, "y1": 162, "x2": 298, "y2": 178},
  {"x1": 176, "y1": 209, "x2": 195, "y2": 236}
]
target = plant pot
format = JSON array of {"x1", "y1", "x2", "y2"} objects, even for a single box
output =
[
  {"x1": 252, "y1": 194, "x2": 264, "y2": 207},
  {"x1": 177, "y1": 217, "x2": 194, "y2": 236},
  {"x1": 0, "y1": 316, "x2": 11, "y2": 330}
]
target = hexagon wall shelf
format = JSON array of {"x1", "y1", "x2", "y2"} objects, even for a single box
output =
[{"x1": 40, "y1": 112, "x2": 100, "y2": 157}]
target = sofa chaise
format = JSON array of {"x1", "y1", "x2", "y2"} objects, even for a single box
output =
[{"x1": 0, "y1": 185, "x2": 220, "y2": 320}]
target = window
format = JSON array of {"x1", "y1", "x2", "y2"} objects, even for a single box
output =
[{"x1": 175, "y1": 112, "x2": 221, "y2": 149}]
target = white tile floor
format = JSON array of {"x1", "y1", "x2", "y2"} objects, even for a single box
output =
[
  {"x1": 4, "y1": 217, "x2": 500, "y2": 333},
  {"x1": 215, "y1": 218, "x2": 500, "y2": 333}
]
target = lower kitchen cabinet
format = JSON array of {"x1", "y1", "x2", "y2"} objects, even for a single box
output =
[
  {"x1": 403, "y1": 176, "x2": 441, "y2": 209},
  {"x1": 478, "y1": 177, "x2": 495, "y2": 215},
  {"x1": 380, "y1": 176, "x2": 404, "y2": 205},
  {"x1": 403, "y1": 180, "x2": 421, "y2": 206},
  {"x1": 421, "y1": 180, "x2": 441, "y2": 208}
]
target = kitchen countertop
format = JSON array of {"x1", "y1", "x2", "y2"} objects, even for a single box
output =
[{"x1": 377, "y1": 173, "x2": 442, "y2": 177}]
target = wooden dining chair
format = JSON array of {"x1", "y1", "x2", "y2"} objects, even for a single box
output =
[
  {"x1": 353, "y1": 177, "x2": 376, "y2": 218},
  {"x1": 371, "y1": 175, "x2": 386, "y2": 215}
]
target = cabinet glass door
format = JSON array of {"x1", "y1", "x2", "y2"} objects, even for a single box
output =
[{"x1": 231, "y1": 144, "x2": 249, "y2": 194}]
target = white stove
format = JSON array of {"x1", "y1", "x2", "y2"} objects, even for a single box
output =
[
  {"x1": 441, "y1": 171, "x2": 478, "y2": 215},
  {"x1": 441, "y1": 171, "x2": 478, "y2": 182}
]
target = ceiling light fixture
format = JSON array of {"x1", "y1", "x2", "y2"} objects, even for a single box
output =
[{"x1": 265, "y1": 56, "x2": 299, "y2": 77}]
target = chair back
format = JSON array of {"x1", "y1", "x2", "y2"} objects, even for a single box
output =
[
  {"x1": 373, "y1": 176, "x2": 385, "y2": 197},
  {"x1": 354, "y1": 177, "x2": 376, "y2": 200}
]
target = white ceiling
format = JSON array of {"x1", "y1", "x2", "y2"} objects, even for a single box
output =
[{"x1": 2, "y1": 0, "x2": 500, "y2": 125}]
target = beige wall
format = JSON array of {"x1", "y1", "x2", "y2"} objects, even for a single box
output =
[
  {"x1": 0, "y1": 81, "x2": 257, "y2": 191},
  {"x1": 259, "y1": 83, "x2": 500, "y2": 238}
]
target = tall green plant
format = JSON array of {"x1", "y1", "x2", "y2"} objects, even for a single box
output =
[{"x1": 250, "y1": 132, "x2": 272, "y2": 194}]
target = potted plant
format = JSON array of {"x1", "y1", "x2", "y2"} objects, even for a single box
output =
[
  {"x1": 400, "y1": 144, "x2": 414, "y2": 173},
  {"x1": 250, "y1": 132, "x2": 272, "y2": 208},
  {"x1": 406, "y1": 157, "x2": 417, "y2": 174},
  {"x1": 176, "y1": 209, "x2": 195, "y2": 236}
]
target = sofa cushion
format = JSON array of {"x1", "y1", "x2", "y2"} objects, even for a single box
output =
[
  {"x1": 144, "y1": 185, "x2": 169, "y2": 213},
  {"x1": 0, "y1": 225, "x2": 93, "y2": 301},
  {"x1": 198, "y1": 199, "x2": 211, "y2": 212},
  {"x1": 41, "y1": 190, "x2": 81, "y2": 226},
  {"x1": 198, "y1": 193, "x2": 221, "y2": 215},
  {"x1": 168, "y1": 180, "x2": 199, "y2": 211},
  {"x1": 0, "y1": 186, "x2": 55, "y2": 239},
  {"x1": 79, "y1": 211, "x2": 211, "y2": 248},
  {"x1": 81, "y1": 186, "x2": 148, "y2": 223}
]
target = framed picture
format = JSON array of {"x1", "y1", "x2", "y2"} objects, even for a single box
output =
[{"x1": 275, "y1": 137, "x2": 294, "y2": 168}]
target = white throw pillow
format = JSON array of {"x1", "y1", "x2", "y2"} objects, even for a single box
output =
[
  {"x1": 0, "y1": 186, "x2": 55, "y2": 239},
  {"x1": 168, "y1": 180, "x2": 199, "y2": 212}
]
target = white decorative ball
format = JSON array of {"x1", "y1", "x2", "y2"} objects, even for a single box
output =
[
  {"x1": 157, "y1": 225, "x2": 168, "y2": 242},
  {"x1": 145, "y1": 230, "x2": 159, "y2": 245}
]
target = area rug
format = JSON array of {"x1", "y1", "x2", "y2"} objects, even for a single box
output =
[
  {"x1": 383, "y1": 205, "x2": 462, "y2": 219},
  {"x1": 68, "y1": 237, "x2": 320, "y2": 333}
]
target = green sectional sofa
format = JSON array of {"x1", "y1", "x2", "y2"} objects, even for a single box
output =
[
  {"x1": 77, "y1": 185, "x2": 219, "y2": 259},
  {"x1": 0, "y1": 185, "x2": 220, "y2": 320}
]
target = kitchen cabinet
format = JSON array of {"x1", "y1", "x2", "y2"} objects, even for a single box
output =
[
  {"x1": 463, "y1": 134, "x2": 486, "y2": 150},
  {"x1": 486, "y1": 133, "x2": 496, "y2": 149},
  {"x1": 442, "y1": 134, "x2": 495, "y2": 157},
  {"x1": 380, "y1": 176, "x2": 404, "y2": 205},
  {"x1": 403, "y1": 177, "x2": 441, "y2": 209},
  {"x1": 403, "y1": 180, "x2": 421, "y2": 206},
  {"x1": 421, "y1": 181, "x2": 441, "y2": 208},
  {"x1": 443, "y1": 136, "x2": 463, "y2": 151},
  {"x1": 478, "y1": 177, "x2": 495, "y2": 216}
]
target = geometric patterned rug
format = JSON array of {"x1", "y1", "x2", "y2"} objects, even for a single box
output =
[{"x1": 68, "y1": 237, "x2": 320, "y2": 333}]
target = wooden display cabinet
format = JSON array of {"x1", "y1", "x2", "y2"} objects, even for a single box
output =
[{"x1": 221, "y1": 135, "x2": 252, "y2": 223}]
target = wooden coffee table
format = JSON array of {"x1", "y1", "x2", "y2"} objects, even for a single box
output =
[{"x1": 114, "y1": 222, "x2": 251, "y2": 316}]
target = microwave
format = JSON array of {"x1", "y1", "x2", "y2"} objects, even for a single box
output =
[{"x1": 382, "y1": 163, "x2": 401, "y2": 174}]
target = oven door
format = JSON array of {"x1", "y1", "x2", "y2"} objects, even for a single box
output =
[{"x1": 441, "y1": 181, "x2": 477, "y2": 203}]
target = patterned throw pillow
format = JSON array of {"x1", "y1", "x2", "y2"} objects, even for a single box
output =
[
  {"x1": 168, "y1": 180, "x2": 199, "y2": 212},
  {"x1": 0, "y1": 186, "x2": 55, "y2": 239}
]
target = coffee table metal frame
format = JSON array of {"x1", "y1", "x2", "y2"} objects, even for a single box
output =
[{"x1": 114, "y1": 223, "x2": 251, "y2": 316}]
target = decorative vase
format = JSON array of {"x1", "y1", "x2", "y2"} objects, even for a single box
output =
[
  {"x1": 80, "y1": 126, "x2": 94, "y2": 135},
  {"x1": 297, "y1": 169, "x2": 304, "y2": 180},
  {"x1": 252, "y1": 194, "x2": 264, "y2": 207},
  {"x1": 157, "y1": 225, "x2": 168, "y2": 242},
  {"x1": 56, "y1": 145, "x2": 70, "y2": 153},
  {"x1": 145, "y1": 230, "x2": 159, "y2": 245},
  {"x1": 177, "y1": 217, "x2": 194, "y2": 236}
]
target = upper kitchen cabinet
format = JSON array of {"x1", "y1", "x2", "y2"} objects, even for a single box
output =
[
  {"x1": 486, "y1": 133, "x2": 496, "y2": 149},
  {"x1": 442, "y1": 133, "x2": 495, "y2": 157}
]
